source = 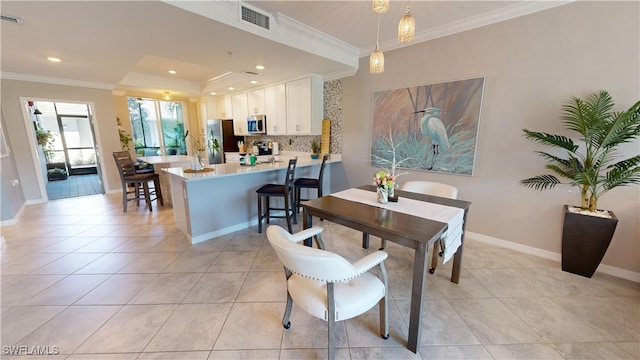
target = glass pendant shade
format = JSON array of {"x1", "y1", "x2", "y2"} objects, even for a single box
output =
[
  {"x1": 369, "y1": 47, "x2": 384, "y2": 74},
  {"x1": 398, "y1": 6, "x2": 415, "y2": 43},
  {"x1": 372, "y1": 0, "x2": 389, "y2": 14}
]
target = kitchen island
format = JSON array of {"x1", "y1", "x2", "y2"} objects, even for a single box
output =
[{"x1": 164, "y1": 154, "x2": 341, "y2": 244}]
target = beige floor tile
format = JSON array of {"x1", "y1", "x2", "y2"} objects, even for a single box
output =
[
  {"x1": 1, "y1": 275, "x2": 65, "y2": 306},
  {"x1": 344, "y1": 300, "x2": 409, "y2": 348},
  {"x1": 250, "y1": 250, "x2": 283, "y2": 272},
  {"x1": 111, "y1": 236, "x2": 165, "y2": 252},
  {"x1": 448, "y1": 298, "x2": 544, "y2": 344},
  {"x1": 223, "y1": 235, "x2": 265, "y2": 252},
  {"x1": 73, "y1": 236, "x2": 132, "y2": 253},
  {"x1": 129, "y1": 273, "x2": 202, "y2": 304},
  {"x1": 484, "y1": 344, "x2": 564, "y2": 359},
  {"x1": 419, "y1": 345, "x2": 493, "y2": 359},
  {"x1": 206, "y1": 251, "x2": 257, "y2": 272},
  {"x1": 137, "y1": 351, "x2": 210, "y2": 359},
  {"x1": 187, "y1": 236, "x2": 232, "y2": 252},
  {"x1": 213, "y1": 302, "x2": 285, "y2": 350},
  {"x1": 66, "y1": 354, "x2": 139, "y2": 360},
  {"x1": 1, "y1": 253, "x2": 66, "y2": 275},
  {"x1": 76, "y1": 274, "x2": 157, "y2": 305},
  {"x1": 208, "y1": 349, "x2": 280, "y2": 359},
  {"x1": 149, "y1": 236, "x2": 192, "y2": 252},
  {"x1": 30, "y1": 253, "x2": 105, "y2": 275},
  {"x1": 431, "y1": 270, "x2": 493, "y2": 299},
  {"x1": 74, "y1": 304, "x2": 176, "y2": 354},
  {"x1": 162, "y1": 251, "x2": 220, "y2": 273},
  {"x1": 75, "y1": 253, "x2": 143, "y2": 274},
  {"x1": 466, "y1": 268, "x2": 550, "y2": 297},
  {"x1": 117, "y1": 252, "x2": 181, "y2": 274},
  {"x1": 15, "y1": 305, "x2": 121, "y2": 355},
  {"x1": 23, "y1": 274, "x2": 111, "y2": 306},
  {"x1": 38, "y1": 237, "x2": 102, "y2": 253},
  {"x1": 42, "y1": 225, "x2": 97, "y2": 238},
  {"x1": 396, "y1": 299, "x2": 480, "y2": 346},
  {"x1": 144, "y1": 303, "x2": 232, "y2": 352},
  {"x1": 349, "y1": 346, "x2": 422, "y2": 359},
  {"x1": 1, "y1": 305, "x2": 66, "y2": 346},
  {"x1": 236, "y1": 271, "x2": 286, "y2": 302},
  {"x1": 554, "y1": 342, "x2": 637, "y2": 359},
  {"x1": 501, "y1": 297, "x2": 608, "y2": 343},
  {"x1": 280, "y1": 347, "x2": 350, "y2": 359},
  {"x1": 614, "y1": 342, "x2": 640, "y2": 358},
  {"x1": 280, "y1": 306, "x2": 349, "y2": 349},
  {"x1": 183, "y1": 272, "x2": 247, "y2": 304}
]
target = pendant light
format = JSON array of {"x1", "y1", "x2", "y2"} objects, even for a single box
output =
[
  {"x1": 372, "y1": 0, "x2": 388, "y2": 14},
  {"x1": 398, "y1": 3, "x2": 415, "y2": 43},
  {"x1": 369, "y1": 15, "x2": 384, "y2": 74}
]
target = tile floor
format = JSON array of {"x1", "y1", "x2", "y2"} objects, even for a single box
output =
[
  {"x1": 46, "y1": 174, "x2": 102, "y2": 200},
  {"x1": 1, "y1": 194, "x2": 638, "y2": 360}
]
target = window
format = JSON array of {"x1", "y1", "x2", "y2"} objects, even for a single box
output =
[{"x1": 127, "y1": 97, "x2": 187, "y2": 156}]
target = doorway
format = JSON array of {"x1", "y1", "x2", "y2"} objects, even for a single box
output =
[{"x1": 32, "y1": 100, "x2": 104, "y2": 200}]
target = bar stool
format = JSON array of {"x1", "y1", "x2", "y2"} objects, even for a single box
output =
[
  {"x1": 113, "y1": 151, "x2": 163, "y2": 212},
  {"x1": 294, "y1": 153, "x2": 329, "y2": 214},
  {"x1": 256, "y1": 158, "x2": 297, "y2": 233}
]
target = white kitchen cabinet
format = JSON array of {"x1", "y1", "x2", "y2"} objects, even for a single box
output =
[
  {"x1": 247, "y1": 89, "x2": 266, "y2": 115},
  {"x1": 215, "y1": 96, "x2": 233, "y2": 119},
  {"x1": 232, "y1": 93, "x2": 249, "y2": 135},
  {"x1": 265, "y1": 84, "x2": 287, "y2": 135},
  {"x1": 286, "y1": 76, "x2": 323, "y2": 135},
  {"x1": 198, "y1": 96, "x2": 218, "y2": 122}
]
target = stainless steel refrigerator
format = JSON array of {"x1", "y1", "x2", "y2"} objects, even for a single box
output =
[{"x1": 206, "y1": 119, "x2": 243, "y2": 164}]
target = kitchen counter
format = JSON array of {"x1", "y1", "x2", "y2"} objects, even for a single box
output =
[
  {"x1": 164, "y1": 153, "x2": 341, "y2": 244},
  {"x1": 137, "y1": 155, "x2": 192, "y2": 206}
]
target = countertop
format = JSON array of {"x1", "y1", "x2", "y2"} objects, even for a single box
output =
[{"x1": 163, "y1": 153, "x2": 341, "y2": 182}]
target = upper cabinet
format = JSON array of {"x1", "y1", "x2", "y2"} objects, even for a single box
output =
[
  {"x1": 286, "y1": 76, "x2": 323, "y2": 135},
  {"x1": 265, "y1": 84, "x2": 287, "y2": 135},
  {"x1": 247, "y1": 89, "x2": 266, "y2": 115},
  {"x1": 232, "y1": 93, "x2": 249, "y2": 135},
  {"x1": 215, "y1": 96, "x2": 233, "y2": 119}
]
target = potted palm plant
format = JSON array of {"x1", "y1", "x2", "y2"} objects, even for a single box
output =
[{"x1": 520, "y1": 90, "x2": 640, "y2": 277}]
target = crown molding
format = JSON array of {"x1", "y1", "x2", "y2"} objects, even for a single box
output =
[
  {"x1": 362, "y1": 0, "x2": 575, "y2": 56},
  {"x1": 0, "y1": 71, "x2": 114, "y2": 90}
]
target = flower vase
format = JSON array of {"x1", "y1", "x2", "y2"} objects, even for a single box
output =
[
  {"x1": 192, "y1": 153, "x2": 205, "y2": 171},
  {"x1": 377, "y1": 187, "x2": 388, "y2": 204}
]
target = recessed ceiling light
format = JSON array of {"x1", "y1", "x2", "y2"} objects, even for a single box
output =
[
  {"x1": 168, "y1": 70, "x2": 176, "y2": 74},
  {"x1": 255, "y1": 65, "x2": 264, "y2": 70},
  {"x1": 47, "y1": 57, "x2": 61, "y2": 62},
  {"x1": 250, "y1": 80, "x2": 258, "y2": 84},
  {"x1": 210, "y1": 92, "x2": 216, "y2": 95},
  {"x1": 228, "y1": 87, "x2": 235, "y2": 91}
]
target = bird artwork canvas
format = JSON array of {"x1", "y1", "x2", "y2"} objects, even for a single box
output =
[{"x1": 370, "y1": 77, "x2": 485, "y2": 175}]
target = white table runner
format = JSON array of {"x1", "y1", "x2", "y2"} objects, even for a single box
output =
[{"x1": 330, "y1": 188, "x2": 464, "y2": 263}]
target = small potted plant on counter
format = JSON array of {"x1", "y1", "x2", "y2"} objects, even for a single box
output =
[
  {"x1": 310, "y1": 140, "x2": 320, "y2": 159},
  {"x1": 520, "y1": 90, "x2": 640, "y2": 278}
]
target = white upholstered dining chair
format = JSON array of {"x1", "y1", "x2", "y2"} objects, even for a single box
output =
[
  {"x1": 266, "y1": 225, "x2": 389, "y2": 360},
  {"x1": 400, "y1": 180, "x2": 458, "y2": 274}
]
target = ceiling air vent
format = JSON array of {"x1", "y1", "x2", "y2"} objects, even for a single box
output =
[
  {"x1": 242, "y1": 71, "x2": 259, "y2": 76},
  {"x1": 241, "y1": 5, "x2": 269, "y2": 30},
  {"x1": 1, "y1": 14, "x2": 23, "y2": 24}
]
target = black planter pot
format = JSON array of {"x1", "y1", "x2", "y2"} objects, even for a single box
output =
[{"x1": 561, "y1": 205, "x2": 618, "y2": 278}]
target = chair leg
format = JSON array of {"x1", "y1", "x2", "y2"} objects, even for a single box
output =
[
  {"x1": 284, "y1": 192, "x2": 293, "y2": 234},
  {"x1": 295, "y1": 186, "x2": 301, "y2": 213},
  {"x1": 379, "y1": 262, "x2": 389, "y2": 339},
  {"x1": 282, "y1": 292, "x2": 293, "y2": 329},
  {"x1": 291, "y1": 189, "x2": 297, "y2": 225},
  {"x1": 122, "y1": 185, "x2": 128, "y2": 212},
  {"x1": 429, "y1": 241, "x2": 439, "y2": 274},
  {"x1": 327, "y1": 282, "x2": 336, "y2": 360},
  {"x1": 257, "y1": 194, "x2": 263, "y2": 233},
  {"x1": 154, "y1": 177, "x2": 164, "y2": 206},
  {"x1": 379, "y1": 238, "x2": 387, "y2": 250},
  {"x1": 142, "y1": 182, "x2": 152, "y2": 211}
]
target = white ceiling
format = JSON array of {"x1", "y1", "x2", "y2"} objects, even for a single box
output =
[{"x1": 0, "y1": 0, "x2": 571, "y2": 99}]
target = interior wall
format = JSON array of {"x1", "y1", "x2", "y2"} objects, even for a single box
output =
[
  {"x1": 340, "y1": 1, "x2": 640, "y2": 273},
  {"x1": 0, "y1": 79, "x2": 122, "y2": 200},
  {"x1": 0, "y1": 111, "x2": 26, "y2": 221}
]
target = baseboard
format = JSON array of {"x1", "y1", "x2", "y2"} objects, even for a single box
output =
[
  {"x1": 466, "y1": 231, "x2": 640, "y2": 283},
  {"x1": 189, "y1": 220, "x2": 258, "y2": 244},
  {"x1": 0, "y1": 202, "x2": 27, "y2": 226}
]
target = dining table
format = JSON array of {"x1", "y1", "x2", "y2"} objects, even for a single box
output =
[{"x1": 301, "y1": 184, "x2": 471, "y2": 353}]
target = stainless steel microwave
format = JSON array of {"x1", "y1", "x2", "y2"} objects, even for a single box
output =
[{"x1": 247, "y1": 115, "x2": 266, "y2": 134}]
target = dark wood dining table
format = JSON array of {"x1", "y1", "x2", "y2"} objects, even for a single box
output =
[{"x1": 301, "y1": 184, "x2": 471, "y2": 353}]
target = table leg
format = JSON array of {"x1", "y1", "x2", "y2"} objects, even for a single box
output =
[
  {"x1": 362, "y1": 233, "x2": 370, "y2": 249},
  {"x1": 303, "y1": 208, "x2": 313, "y2": 247},
  {"x1": 407, "y1": 241, "x2": 428, "y2": 353}
]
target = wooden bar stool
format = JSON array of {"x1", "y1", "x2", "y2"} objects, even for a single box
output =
[
  {"x1": 294, "y1": 153, "x2": 329, "y2": 214},
  {"x1": 256, "y1": 158, "x2": 297, "y2": 233},
  {"x1": 112, "y1": 151, "x2": 163, "y2": 212}
]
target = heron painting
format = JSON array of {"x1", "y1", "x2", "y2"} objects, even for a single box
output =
[{"x1": 370, "y1": 77, "x2": 485, "y2": 175}]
